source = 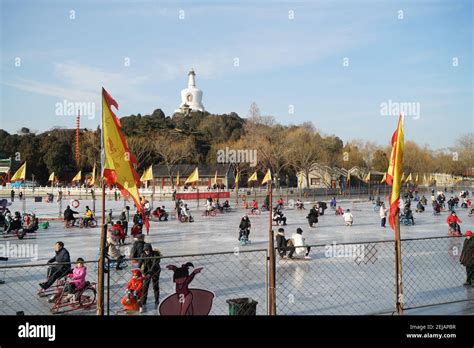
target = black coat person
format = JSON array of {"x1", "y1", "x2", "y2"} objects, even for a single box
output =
[
  {"x1": 307, "y1": 206, "x2": 319, "y2": 227},
  {"x1": 140, "y1": 243, "x2": 162, "y2": 309},
  {"x1": 64, "y1": 206, "x2": 78, "y2": 222},
  {"x1": 239, "y1": 216, "x2": 251, "y2": 240},
  {"x1": 39, "y1": 242, "x2": 71, "y2": 290},
  {"x1": 460, "y1": 234, "x2": 474, "y2": 286}
]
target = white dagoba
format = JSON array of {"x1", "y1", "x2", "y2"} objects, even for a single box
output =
[{"x1": 175, "y1": 68, "x2": 205, "y2": 113}]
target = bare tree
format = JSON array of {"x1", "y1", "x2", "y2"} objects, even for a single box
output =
[{"x1": 152, "y1": 133, "x2": 196, "y2": 181}]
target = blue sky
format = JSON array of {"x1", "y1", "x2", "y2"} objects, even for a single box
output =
[{"x1": 1, "y1": 0, "x2": 472, "y2": 148}]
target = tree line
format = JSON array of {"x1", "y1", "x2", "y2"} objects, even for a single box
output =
[{"x1": 0, "y1": 102, "x2": 472, "y2": 187}]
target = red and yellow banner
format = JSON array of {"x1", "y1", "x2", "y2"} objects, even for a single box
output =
[
  {"x1": 386, "y1": 114, "x2": 404, "y2": 230},
  {"x1": 102, "y1": 87, "x2": 149, "y2": 233}
]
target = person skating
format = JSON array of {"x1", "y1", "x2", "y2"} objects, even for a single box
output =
[
  {"x1": 140, "y1": 243, "x2": 162, "y2": 310},
  {"x1": 460, "y1": 231, "x2": 474, "y2": 286},
  {"x1": 447, "y1": 211, "x2": 462, "y2": 235},
  {"x1": 272, "y1": 208, "x2": 287, "y2": 226},
  {"x1": 307, "y1": 205, "x2": 319, "y2": 228},
  {"x1": 83, "y1": 206, "x2": 94, "y2": 227},
  {"x1": 121, "y1": 269, "x2": 144, "y2": 312},
  {"x1": 63, "y1": 205, "x2": 78, "y2": 227},
  {"x1": 275, "y1": 228, "x2": 295, "y2": 258},
  {"x1": 416, "y1": 200, "x2": 425, "y2": 213},
  {"x1": 238, "y1": 215, "x2": 251, "y2": 243},
  {"x1": 106, "y1": 230, "x2": 125, "y2": 270},
  {"x1": 289, "y1": 228, "x2": 311, "y2": 259},
  {"x1": 343, "y1": 209, "x2": 354, "y2": 226},
  {"x1": 39, "y1": 241, "x2": 71, "y2": 290},
  {"x1": 130, "y1": 233, "x2": 146, "y2": 265},
  {"x1": 379, "y1": 203, "x2": 388, "y2": 228}
]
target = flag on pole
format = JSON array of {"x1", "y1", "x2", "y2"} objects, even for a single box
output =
[
  {"x1": 346, "y1": 172, "x2": 351, "y2": 184},
  {"x1": 185, "y1": 167, "x2": 199, "y2": 184},
  {"x1": 261, "y1": 169, "x2": 272, "y2": 185},
  {"x1": 212, "y1": 171, "x2": 218, "y2": 186},
  {"x1": 400, "y1": 172, "x2": 405, "y2": 183},
  {"x1": 48, "y1": 172, "x2": 55, "y2": 182},
  {"x1": 248, "y1": 171, "x2": 257, "y2": 183},
  {"x1": 140, "y1": 165, "x2": 153, "y2": 182},
  {"x1": 298, "y1": 173, "x2": 304, "y2": 188},
  {"x1": 380, "y1": 172, "x2": 387, "y2": 184},
  {"x1": 161, "y1": 177, "x2": 165, "y2": 189},
  {"x1": 10, "y1": 162, "x2": 27, "y2": 182},
  {"x1": 234, "y1": 170, "x2": 240, "y2": 188},
  {"x1": 415, "y1": 173, "x2": 418, "y2": 184},
  {"x1": 386, "y1": 114, "x2": 405, "y2": 230},
  {"x1": 175, "y1": 172, "x2": 180, "y2": 187},
  {"x1": 90, "y1": 164, "x2": 96, "y2": 186},
  {"x1": 101, "y1": 87, "x2": 148, "y2": 233},
  {"x1": 405, "y1": 173, "x2": 412, "y2": 183},
  {"x1": 72, "y1": 171, "x2": 82, "y2": 182},
  {"x1": 364, "y1": 172, "x2": 371, "y2": 183}
]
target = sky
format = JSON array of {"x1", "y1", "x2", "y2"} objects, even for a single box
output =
[{"x1": 0, "y1": 0, "x2": 472, "y2": 148}]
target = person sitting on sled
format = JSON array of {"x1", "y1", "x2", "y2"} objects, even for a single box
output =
[{"x1": 121, "y1": 269, "x2": 144, "y2": 312}]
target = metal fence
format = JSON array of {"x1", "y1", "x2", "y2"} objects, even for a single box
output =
[
  {"x1": 0, "y1": 236, "x2": 471, "y2": 315},
  {"x1": 105, "y1": 249, "x2": 268, "y2": 315}
]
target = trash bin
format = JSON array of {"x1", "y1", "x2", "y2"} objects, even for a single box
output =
[
  {"x1": 226, "y1": 298, "x2": 258, "y2": 315},
  {"x1": 246, "y1": 191, "x2": 251, "y2": 196}
]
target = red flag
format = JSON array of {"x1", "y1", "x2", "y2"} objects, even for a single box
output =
[{"x1": 161, "y1": 177, "x2": 165, "y2": 190}]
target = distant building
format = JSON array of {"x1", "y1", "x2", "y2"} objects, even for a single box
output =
[
  {"x1": 151, "y1": 164, "x2": 234, "y2": 188},
  {"x1": 0, "y1": 158, "x2": 12, "y2": 185}
]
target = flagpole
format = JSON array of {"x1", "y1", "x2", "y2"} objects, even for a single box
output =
[
  {"x1": 268, "y1": 179, "x2": 276, "y2": 315},
  {"x1": 394, "y1": 209, "x2": 404, "y2": 315},
  {"x1": 97, "y1": 88, "x2": 106, "y2": 316}
]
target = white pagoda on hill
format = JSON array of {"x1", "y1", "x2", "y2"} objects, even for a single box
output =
[{"x1": 175, "y1": 68, "x2": 205, "y2": 113}]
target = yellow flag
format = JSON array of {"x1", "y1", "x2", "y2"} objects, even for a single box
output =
[
  {"x1": 261, "y1": 169, "x2": 272, "y2": 185},
  {"x1": 212, "y1": 171, "x2": 218, "y2": 185},
  {"x1": 48, "y1": 172, "x2": 55, "y2": 182},
  {"x1": 415, "y1": 173, "x2": 418, "y2": 183},
  {"x1": 140, "y1": 165, "x2": 153, "y2": 182},
  {"x1": 234, "y1": 170, "x2": 239, "y2": 188},
  {"x1": 248, "y1": 171, "x2": 257, "y2": 183},
  {"x1": 90, "y1": 164, "x2": 96, "y2": 186},
  {"x1": 72, "y1": 171, "x2": 81, "y2": 182},
  {"x1": 298, "y1": 173, "x2": 304, "y2": 187},
  {"x1": 185, "y1": 167, "x2": 199, "y2": 184},
  {"x1": 380, "y1": 172, "x2": 387, "y2": 183},
  {"x1": 405, "y1": 173, "x2": 412, "y2": 183},
  {"x1": 401, "y1": 172, "x2": 405, "y2": 182},
  {"x1": 386, "y1": 114, "x2": 404, "y2": 230},
  {"x1": 10, "y1": 162, "x2": 27, "y2": 182},
  {"x1": 175, "y1": 172, "x2": 180, "y2": 187},
  {"x1": 102, "y1": 88, "x2": 148, "y2": 232},
  {"x1": 364, "y1": 172, "x2": 371, "y2": 183}
]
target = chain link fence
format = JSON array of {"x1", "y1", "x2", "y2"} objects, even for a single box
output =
[
  {"x1": 275, "y1": 240, "x2": 395, "y2": 315},
  {"x1": 106, "y1": 249, "x2": 268, "y2": 315},
  {"x1": 0, "y1": 236, "x2": 471, "y2": 315},
  {"x1": 0, "y1": 260, "x2": 99, "y2": 315},
  {"x1": 401, "y1": 236, "x2": 470, "y2": 310}
]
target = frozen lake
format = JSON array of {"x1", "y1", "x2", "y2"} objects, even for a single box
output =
[{"x1": 1, "y1": 195, "x2": 473, "y2": 315}]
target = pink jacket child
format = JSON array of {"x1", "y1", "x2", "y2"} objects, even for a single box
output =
[{"x1": 67, "y1": 258, "x2": 87, "y2": 291}]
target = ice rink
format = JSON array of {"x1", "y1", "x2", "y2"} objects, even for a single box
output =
[{"x1": 1, "y1": 195, "x2": 473, "y2": 315}]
